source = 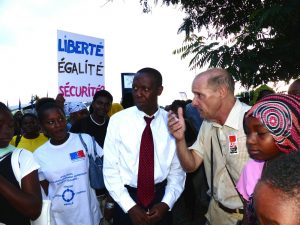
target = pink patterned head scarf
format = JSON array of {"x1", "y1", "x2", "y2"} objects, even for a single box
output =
[{"x1": 245, "y1": 94, "x2": 300, "y2": 153}]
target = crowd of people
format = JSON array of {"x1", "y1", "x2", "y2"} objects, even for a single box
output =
[{"x1": 0, "y1": 67, "x2": 299, "y2": 225}]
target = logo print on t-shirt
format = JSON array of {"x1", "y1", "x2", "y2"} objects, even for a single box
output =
[
  {"x1": 70, "y1": 150, "x2": 85, "y2": 161},
  {"x1": 62, "y1": 188, "x2": 75, "y2": 203},
  {"x1": 228, "y1": 135, "x2": 238, "y2": 155}
]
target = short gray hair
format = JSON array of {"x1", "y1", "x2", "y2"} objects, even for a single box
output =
[{"x1": 203, "y1": 68, "x2": 235, "y2": 94}]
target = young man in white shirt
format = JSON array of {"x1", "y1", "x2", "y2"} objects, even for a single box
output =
[{"x1": 103, "y1": 67, "x2": 185, "y2": 225}]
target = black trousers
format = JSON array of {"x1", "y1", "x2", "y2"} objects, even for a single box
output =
[{"x1": 113, "y1": 181, "x2": 172, "y2": 225}]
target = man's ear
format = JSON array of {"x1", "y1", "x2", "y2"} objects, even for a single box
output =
[
  {"x1": 157, "y1": 86, "x2": 163, "y2": 96},
  {"x1": 218, "y1": 85, "x2": 227, "y2": 98}
]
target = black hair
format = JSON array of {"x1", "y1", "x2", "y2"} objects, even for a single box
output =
[
  {"x1": 37, "y1": 102, "x2": 65, "y2": 122},
  {"x1": 93, "y1": 90, "x2": 113, "y2": 103},
  {"x1": 121, "y1": 92, "x2": 134, "y2": 109},
  {"x1": 136, "y1": 67, "x2": 163, "y2": 87},
  {"x1": 0, "y1": 102, "x2": 11, "y2": 114},
  {"x1": 89, "y1": 90, "x2": 113, "y2": 113},
  {"x1": 259, "y1": 151, "x2": 300, "y2": 203},
  {"x1": 35, "y1": 97, "x2": 56, "y2": 113},
  {"x1": 20, "y1": 113, "x2": 38, "y2": 124},
  {"x1": 186, "y1": 99, "x2": 192, "y2": 104},
  {"x1": 166, "y1": 100, "x2": 188, "y2": 117}
]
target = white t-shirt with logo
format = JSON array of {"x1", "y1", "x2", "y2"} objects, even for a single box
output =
[{"x1": 34, "y1": 133, "x2": 102, "y2": 225}]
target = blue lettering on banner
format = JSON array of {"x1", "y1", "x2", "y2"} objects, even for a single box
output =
[{"x1": 58, "y1": 38, "x2": 104, "y2": 56}]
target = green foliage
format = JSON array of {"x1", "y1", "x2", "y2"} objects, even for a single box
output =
[
  {"x1": 149, "y1": 0, "x2": 300, "y2": 88},
  {"x1": 235, "y1": 90, "x2": 254, "y2": 105}
]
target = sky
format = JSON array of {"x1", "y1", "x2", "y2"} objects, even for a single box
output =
[
  {"x1": 0, "y1": 0, "x2": 292, "y2": 109},
  {"x1": 0, "y1": 0, "x2": 206, "y2": 108}
]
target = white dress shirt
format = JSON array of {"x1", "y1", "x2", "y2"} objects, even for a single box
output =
[{"x1": 103, "y1": 106, "x2": 186, "y2": 212}]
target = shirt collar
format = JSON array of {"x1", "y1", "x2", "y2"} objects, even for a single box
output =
[
  {"x1": 212, "y1": 99, "x2": 242, "y2": 130},
  {"x1": 135, "y1": 106, "x2": 160, "y2": 120},
  {"x1": 223, "y1": 99, "x2": 243, "y2": 130}
]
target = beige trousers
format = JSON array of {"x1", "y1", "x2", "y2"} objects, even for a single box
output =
[{"x1": 205, "y1": 198, "x2": 243, "y2": 225}]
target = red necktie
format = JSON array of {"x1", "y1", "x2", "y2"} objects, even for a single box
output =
[{"x1": 137, "y1": 116, "x2": 155, "y2": 208}]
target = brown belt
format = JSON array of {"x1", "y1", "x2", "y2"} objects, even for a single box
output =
[{"x1": 218, "y1": 202, "x2": 244, "y2": 214}]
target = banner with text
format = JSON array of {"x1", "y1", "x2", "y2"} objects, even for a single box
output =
[{"x1": 57, "y1": 30, "x2": 105, "y2": 102}]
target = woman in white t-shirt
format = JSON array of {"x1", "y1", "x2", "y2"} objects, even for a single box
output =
[
  {"x1": 0, "y1": 102, "x2": 42, "y2": 225},
  {"x1": 34, "y1": 101, "x2": 102, "y2": 225}
]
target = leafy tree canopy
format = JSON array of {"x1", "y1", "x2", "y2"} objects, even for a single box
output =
[{"x1": 142, "y1": 0, "x2": 300, "y2": 88}]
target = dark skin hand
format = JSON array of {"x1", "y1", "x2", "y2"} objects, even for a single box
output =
[
  {"x1": 104, "y1": 194, "x2": 114, "y2": 221},
  {"x1": 0, "y1": 171, "x2": 42, "y2": 220},
  {"x1": 128, "y1": 202, "x2": 169, "y2": 225},
  {"x1": 128, "y1": 204, "x2": 151, "y2": 225},
  {"x1": 148, "y1": 202, "x2": 169, "y2": 224}
]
